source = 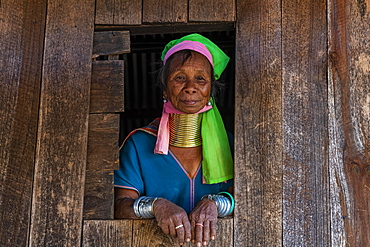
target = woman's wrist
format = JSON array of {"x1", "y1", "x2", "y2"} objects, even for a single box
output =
[
  {"x1": 133, "y1": 196, "x2": 162, "y2": 218},
  {"x1": 201, "y1": 192, "x2": 234, "y2": 217}
]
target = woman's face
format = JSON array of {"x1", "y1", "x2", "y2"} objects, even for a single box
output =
[{"x1": 164, "y1": 52, "x2": 212, "y2": 114}]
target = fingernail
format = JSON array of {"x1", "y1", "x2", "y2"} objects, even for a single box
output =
[
  {"x1": 186, "y1": 238, "x2": 190, "y2": 242},
  {"x1": 203, "y1": 241, "x2": 207, "y2": 245},
  {"x1": 197, "y1": 242, "x2": 202, "y2": 247},
  {"x1": 211, "y1": 236, "x2": 215, "y2": 240}
]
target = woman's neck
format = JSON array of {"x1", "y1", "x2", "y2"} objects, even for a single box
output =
[{"x1": 169, "y1": 113, "x2": 202, "y2": 148}]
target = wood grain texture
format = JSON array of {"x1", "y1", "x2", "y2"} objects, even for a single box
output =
[
  {"x1": 281, "y1": 0, "x2": 329, "y2": 246},
  {"x1": 93, "y1": 31, "x2": 130, "y2": 58},
  {"x1": 143, "y1": 0, "x2": 188, "y2": 23},
  {"x1": 328, "y1": 0, "x2": 370, "y2": 245},
  {"x1": 133, "y1": 218, "x2": 233, "y2": 247},
  {"x1": 83, "y1": 170, "x2": 114, "y2": 219},
  {"x1": 96, "y1": 23, "x2": 235, "y2": 34},
  {"x1": 90, "y1": 60, "x2": 125, "y2": 113},
  {"x1": 235, "y1": 0, "x2": 282, "y2": 246},
  {"x1": 29, "y1": 0, "x2": 94, "y2": 245},
  {"x1": 95, "y1": 0, "x2": 142, "y2": 25},
  {"x1": 0, "y1": 1, "x2": 46, "y2": 246},
  {"x1": 86, "y1": 114, "x2": 119, "y2": 171},
  {"x1": 189, "y1": 0, "x2": 235, "y2": 22},
  {"x1": 82, "y1": 220, "x2": 132, "y2": 246}
]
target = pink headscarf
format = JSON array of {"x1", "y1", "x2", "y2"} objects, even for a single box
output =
[{"x1": 163, "y1": 40, "x2": 214, "y2": 67}]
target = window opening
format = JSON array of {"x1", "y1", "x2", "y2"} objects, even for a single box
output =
[{"x1": 119, "y1": 31, "x2": 235, "y2": 144}]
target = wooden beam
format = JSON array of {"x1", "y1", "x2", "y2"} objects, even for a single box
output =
[
  {"x1": 95, "y1": 23, "x2": 235, "y2": 35},
  {"x1": 235, "y1": 0, "x2": 283, "y2": 246},
  {"x1": 86, "y1": 114, "x2": 120, "y2": 171},
  {"x1": 83, "y1": 170, "x2": 114, "y2": 220},
  {"x1": 92, "y1": 31, "x2": 130, "y2": 58},
  {"x1": 29, "y1": 0, "x2": 95, "y2": 245},
  {"x1": 95, "y1": 0, "x2": 142, "y2": 25},
  {"x1": 90, "y1": 60, "x2": 125, "y2": 113},
  {"x1": 189, "y1": 0, "x2": 235, "y2": 22},
  {"x1": 82, "y1": 220, "x2": 132, "y2": 246},
  {"x1": 143, "y1": 0, "x2": 188, "y2": 23},
  {"x1": 0, "y1": 1, "x2": 46, "y2": 246},
  {"x1": 281, "y1": 0, "x2": 329, "y2": 245},
  {"x1": 328, "y1": 0, "x2": 370, "y2": 245}
]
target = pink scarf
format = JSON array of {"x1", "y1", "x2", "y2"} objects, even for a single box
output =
[{"x1": 154, "y1": 101, "x2": 212, "y2": 154}]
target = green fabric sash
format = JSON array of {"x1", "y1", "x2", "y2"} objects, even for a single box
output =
[{"x1": 201, "y1": 99, "x2": 234, "y2": 184}]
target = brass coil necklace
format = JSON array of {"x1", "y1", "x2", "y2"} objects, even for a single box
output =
[{"x1": 169, "y1": 113, "x2": 202, "y2": 147}]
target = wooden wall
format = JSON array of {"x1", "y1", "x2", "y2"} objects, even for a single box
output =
[{"x1": 0, "y1": 0, "x2": 369, "y2": 246}]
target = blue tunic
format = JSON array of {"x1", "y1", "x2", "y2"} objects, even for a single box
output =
[{"x1": 114, "y1": 128, "x2": 233, "y2": 214}]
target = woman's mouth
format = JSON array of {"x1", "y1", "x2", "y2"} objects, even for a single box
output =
[{"x1": 181, "y1": 100, "x2": 199, "y2": 105}]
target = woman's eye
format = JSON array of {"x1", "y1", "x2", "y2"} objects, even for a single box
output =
[
  {"x1": 176, "y1": 75, "x2": 185, "y2": 81},
  {"x1": 197, "y1": 76, "x2": 205, "y2": 80}
]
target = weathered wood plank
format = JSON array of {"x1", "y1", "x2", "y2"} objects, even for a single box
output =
[
  {"x1": 189, "y1": 0, "x2": 235, "y2": 22},
  {"x1": 281, "y1": 0, "x2": 329, "y2": 246},
  {"x1": 86, "y1": 114, "x2": 120, "y2": 171},
  {"x1": 83, "y1": 170, "x2": 114, "y2": 220},
  {"x1": 235, "y1": 0, "x2": 282, "y2": 246},
  {"x1": 93, "y1": 31, "x2": 130, "y2": 58},
  {"x1": 143, "y1": 0, "x2": 187, "y2": 23},
  {"x1": 90, "y1": 60, "x2": 125, "y2": 113},
  {"x1": 0, "y1": 1, "x2": 46, "y2": 246},
  {"x1": 95, "y1": 0, "x2": 142, "y2": 25},
  {"x1": 29, "y1": 0, "x2": 94, "y2": 246},
  {"x1": 133, "y1": 218, "x2": 233, "y2": 247},
  {"x1": 82, "y1": 220, "x2": 132, "y2": 247},
  {"x1": 95, "y1": 23, "x2": 235, "y2": 35},
  {"x1": 328, "y1": 0, "x2": 370, "y2": 245}
]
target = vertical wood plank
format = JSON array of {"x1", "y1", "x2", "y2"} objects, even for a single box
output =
[
  {"x1": 189, "y1": 0, "x2": 235, "y2": 22},
  {"x1": 95, "y1": 0, "x2": 142, "y2": 25},
  {"x1": 86, "y1": 114, "x2": 120, "y2": 171},
  {"x1": 281, "y1": 0, "x2": 329, "y2": 246},
  {"x1": 90, "y1": 61, "x2": 125, "y2": 114},
  {"x1": 83, "y1": 170, "x2": 114, "y2": 220},
  {"x1": 328, "y1": 0, "x2": 370, "y2": 245},
  {"x1": 82, "y1": 220, "x2": 133, "y2": 247},
  {"x1": 143, "y1": 0, "x2": 188, "y2": 23},
  {"x1": 235, "y1": 0, "x2": 282, "y2": 246},
  {"x1": 0, "y1": 1, "x2": 46, "y2": 246},
  {"x1": 29, "y1": 0, "x2": 94, "y2": 245}
]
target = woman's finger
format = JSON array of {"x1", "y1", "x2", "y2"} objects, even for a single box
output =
[
  {"x1": 174, "y1": 223, "x2": 185, "y2": 245},
  {"x1": 168, "y1": 221, "x2": 177, "y2": 237},
  {"x1": 183, "y1": 220, "x2": 192, "y2": 244},
  {"x1": 194, "y1": 222, "x2": 204, "y2": 246},
  {"x1": 209, "y1": 220, "x2": 217, "y2": 241},
  {"x1": 202, "y1": 220, "x2": 210, "y2": 245}
]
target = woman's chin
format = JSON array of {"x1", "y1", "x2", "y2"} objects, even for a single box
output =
[{"x1": 178, "y1": 106, "x2": 204, "y2": 114}]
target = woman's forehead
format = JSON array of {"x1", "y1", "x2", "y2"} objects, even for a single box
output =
[{"x1": 168, "y1": 52, "x2": 212, "y2": 73}]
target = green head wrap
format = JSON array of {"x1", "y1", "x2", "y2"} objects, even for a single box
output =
[{"x1": 161, "y1": 33, "x2": 230, "y2": 80}]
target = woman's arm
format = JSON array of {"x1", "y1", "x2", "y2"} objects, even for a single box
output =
[
  {"x1": 114, "y1": 187, "x2": 191, "y2": 245},
  {"x1": 114, "y1": 187, "x2": 140, "y2": 219}
]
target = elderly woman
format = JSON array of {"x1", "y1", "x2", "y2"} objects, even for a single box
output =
[{"x1": 114, "y1": 33, "x2": 234, "y2": 246}]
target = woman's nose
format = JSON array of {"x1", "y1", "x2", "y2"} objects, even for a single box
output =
[{"x1": 183, "y1": 80, "x2": 197, "y2": 94}]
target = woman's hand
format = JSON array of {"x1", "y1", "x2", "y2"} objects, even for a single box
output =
[
  {"x1": 153, "y1": 198, "x2": 191, "y2": 246},
  {"x1": 189, "y1": 198, "x2": 218, "y2": 246}
]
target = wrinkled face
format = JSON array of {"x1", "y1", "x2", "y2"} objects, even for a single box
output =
[{"x1": 164, "y1": 52, "x2": 212, "y2": 114}]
